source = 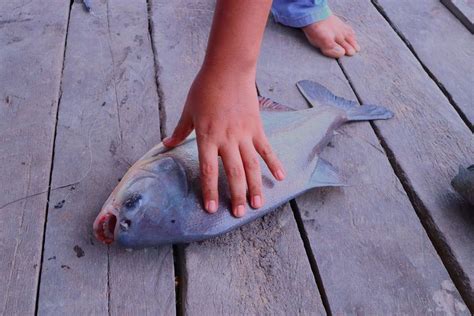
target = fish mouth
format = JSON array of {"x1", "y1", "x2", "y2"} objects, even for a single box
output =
[{"x1": 93, "y1": 208, "x2": 118, "y2": 245}]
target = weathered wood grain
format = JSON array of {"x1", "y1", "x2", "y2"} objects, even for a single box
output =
[
  {"x1": 441, "y1": 0, "x2": 474, "y2": 33},
  {"x1": 37, "y1": 1, "x2": 175, "y2": 314},
  {"x1": 150, "y1": 1, "x2": 326, "y2": 314},
  {"x1": 257, "y1": 18, "x2": 468, "y2": 315},
  {"x1": 334, "y1": 0, "x2": 474, "y2": 309},
  {"x1": 149, "y1": 0, "x2": 212, "y2": 136},
  {"x1": 0, "y1": 1, "x2": 69, "y2": 314},
  {"x1": 374, "y1": 0, "x2": 473, "y2": 128},
  {"x1": 183, "y1": 205, "x2": 325, "y2": 315}
]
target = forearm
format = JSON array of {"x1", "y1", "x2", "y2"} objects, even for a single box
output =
[{"x1": 202, "y1": 0, "x2": 272, "y2": 77}]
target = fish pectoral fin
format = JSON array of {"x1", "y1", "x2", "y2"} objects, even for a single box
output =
[{"x1": 308, "y1": 158, "x2": 346, "y2": 188}]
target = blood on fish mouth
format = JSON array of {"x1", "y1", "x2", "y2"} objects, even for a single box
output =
[{"x1": 94, "y1": 212, "x2": 117, "y2": 244}]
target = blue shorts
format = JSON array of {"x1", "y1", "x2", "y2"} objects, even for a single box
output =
[{"x1": 271, "y1": 0, "x2": 332, "y2": 28}]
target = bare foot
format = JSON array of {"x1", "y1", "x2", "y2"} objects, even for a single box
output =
[{"x1": 302, "y1": 15, "x2": 360, "y2": 58}]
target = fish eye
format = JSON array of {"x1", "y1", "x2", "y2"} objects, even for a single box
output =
[{"x1": 124, "y1": 192, "x2": 142, "y2": 209}]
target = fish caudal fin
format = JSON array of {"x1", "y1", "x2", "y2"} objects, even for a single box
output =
[
  {"x1": 296, "y1": 80, "x2": 394, "y2": 122},
  {"x1": 308, "y1": 158, "x2": 346, "y2": 188},
  {"x1": 345, "y1": 104, "x2": 394, "y2": 121}
]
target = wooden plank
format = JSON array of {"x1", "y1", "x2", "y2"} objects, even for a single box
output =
[
  {"x1": 333, "y1": 0, "x2": 474, "y2": 309},
  {"x1": 150, "y1": 0, "x2": 212, "y2": 137},
  {"x1": 183, "y1": 205, "x2": 325, "y2": 315},
  {"x1": 441, "y1": 0, "x2": 474, "y2": 33},
  {"x1": 150, "y1": 1, "x2": 326, "y2": 314},
  {"x1": 0, "y1": 1, "x2": 69, "y2": 314},
  {"x1": 374, "y1": 0, "x2": 474, "y2": 128},
  {"x1": 37, "y1": 1, "x2": 175, "y2": 314},
  {"x1": 257, "y1": 18, "x2": 468, "y2": 314}
]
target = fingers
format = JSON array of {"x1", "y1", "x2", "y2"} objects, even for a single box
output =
[
  {"x1": 254, "y1": 134, "x2": 285, "y2": 181},
  {"x1": 240, "y1": 142, "x2": 263, "y2": 209},
  {"x1": 220, "y1": 146, "x2": 247, "y2": 218},
  {"x1": 163, "y1": 111, "x2": 193, "y2": 147},
  {"x1": 198, "y1": 141, "x2": 219, "y2": 214},
  {"x1": 194, "y1": 120, "x2": 284, "y2": 218},
  {"x1": 200, "y1": 138, "x2": 274, "y2": 217}
]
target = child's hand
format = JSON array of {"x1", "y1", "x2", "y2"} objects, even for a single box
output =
[{"x1": 163, "y1": 67, "x2": 285, "y2": 217}]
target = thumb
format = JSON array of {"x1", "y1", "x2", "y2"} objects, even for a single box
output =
[{"x1": 163, "y1": 111, "x2": 194, "y2": 147}]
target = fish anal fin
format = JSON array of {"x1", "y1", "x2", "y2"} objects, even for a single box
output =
[
  {"x1": 308, "y1": 158, "x2": 346, "y2": 188},
  {"x1": 258, "y1": 96, "x2": 295, "y2": 112}
]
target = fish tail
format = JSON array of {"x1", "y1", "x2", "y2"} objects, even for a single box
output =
[
  {"x1": 344, "y1": 104, "x2": 394, "y2": 122},
  {"x1": 296, "y1": 80, "x2": 394, "y2": 122}
]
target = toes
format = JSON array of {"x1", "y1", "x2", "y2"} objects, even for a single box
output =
[
  {"x1": 302, "y1": 19, "x2": 360, "y2": 59},
  {"x1": 303, "y1": 29, "x2": 345, "y2": 58},
  {"x1": 336, "y1": 37, "x2": 355, "y2": 56},
  {"x1": 344, "y1": 25, "x2": 360, "y2": 53},
  {"x1": 321, "y1": 43, "x2": 345, "y2": 58},
  {"x1": 346, "y1": 34, "x2": 360, "y2": 52}
]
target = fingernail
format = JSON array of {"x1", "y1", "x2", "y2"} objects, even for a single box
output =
[
  {"x1": 334, "y1": 46, "x2": 344, "y2": 53},
  {"x1": 355, "y1": 43, "x2": 361, "y2": 51},
  {"x1": 206, "y1": 200, "x2": 217, "y2": 213},
  {"x1": 234, "y1": 205, "x2": 245, "y2": 217},
  {"x1": 252, "y1": 195, "x2": 262, "y2": 208},
  {"x1": 276, "y1": 169, "x2": 285, "y2": 180}
]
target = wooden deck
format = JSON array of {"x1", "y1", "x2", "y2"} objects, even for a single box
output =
[{"x1": 1, "y1": 0, "x2": 473, "y2": 314}]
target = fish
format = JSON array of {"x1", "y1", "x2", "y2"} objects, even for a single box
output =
[
  {"x1": 451, "y1": 165, "x2": 474, "y2": 205},
  {"x1": 93, "y1": 80, "x2": 394, "y2": 248},
  {"x1": 83, "y1": 0, "x2": 92, "y2": 12}
]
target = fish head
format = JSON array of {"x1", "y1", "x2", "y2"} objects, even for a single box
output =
[{"x1": 93, "y1": 156, "x2": 189, "y2": 247}]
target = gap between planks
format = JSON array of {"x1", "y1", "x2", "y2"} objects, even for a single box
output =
[
  {"x1": 173, "y1": 245, "x2": 186, "y2": 316},
  {"x1": 370, "y1": 0, "x2": 473, "y2": 132},
  {"x1": 34, "y1": 0, "x2": 74, "y2": 314},
  {"x1": 290, "y1": 200, "x2": 332, "y2": 316},
  {"x1": 336, "y1": 59, "x2": 473, "y2": 312},
  {"x1": 147, "y1": 0, "x2": 168, "y2": 139},
  {"x1": 146, "y1": 0, "x2": 182, "y2": 314}
]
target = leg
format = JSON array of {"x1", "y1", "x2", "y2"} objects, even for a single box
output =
[{"x1": 271, "y1": 0, "x2": 360, "y2": 58}]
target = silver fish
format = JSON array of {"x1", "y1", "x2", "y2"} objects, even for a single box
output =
[
  {"x1": 452, "y1": 165, "x2": 474, "y2": 205},
  {"x1": 93, "y1": 80, "x2": 394, "y2": 248},
  {"x1": 83, "y1": 0, "x2": 92, "y2": 12}
]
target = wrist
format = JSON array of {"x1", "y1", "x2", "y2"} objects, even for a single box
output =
[{"x1": 201, "y1": 57, "x2": 256, "y2": 81}]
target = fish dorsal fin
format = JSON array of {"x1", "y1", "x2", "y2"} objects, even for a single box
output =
[
  {"x1": 308, "y1": 158, "x2": 346, "y2": 188},
  {"x1": 296, "y1": 80, "x2": 394, "y2": 121},
  {"x1": 258, "y1": 96, "x2": 295, "y2": 112},
  {"x1": 296, "y1": 80, "x2": 357, "y2": 110}
]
